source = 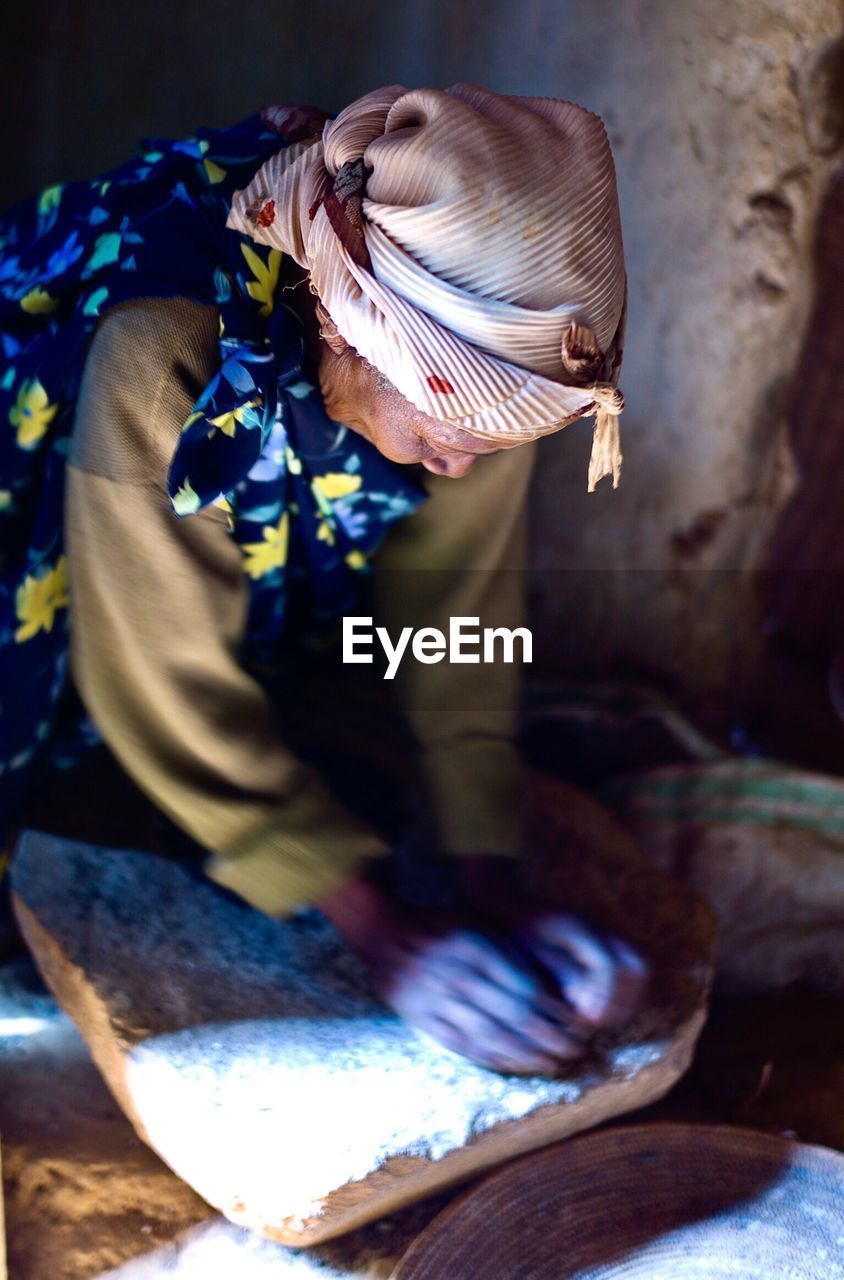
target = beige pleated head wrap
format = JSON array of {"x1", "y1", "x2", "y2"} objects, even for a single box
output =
[{"x1": 227, "y1": 83, "x2": 628, "y2": 489}]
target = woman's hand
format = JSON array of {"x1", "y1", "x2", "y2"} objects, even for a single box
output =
[
  {"x1": 317, "y1": 870, "x2": 592, "y2": 1074},
  {"x1": 459, "y1": 856, "x2": 650, "y2": 1034}
]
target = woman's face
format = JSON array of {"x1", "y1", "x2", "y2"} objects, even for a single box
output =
[{"x1": 315, "y1": 326, "x2": 508, "y2": 479}]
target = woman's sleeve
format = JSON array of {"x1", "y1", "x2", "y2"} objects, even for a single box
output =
[
  {"x1": 371, "y1": 441, "x2": 537, "y2": 861},
  {"x1": 65, "y1": 296, "x2": 389, "y2": 917}
]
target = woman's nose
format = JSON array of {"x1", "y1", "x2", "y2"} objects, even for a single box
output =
[{"x1": 421, "y1": 453, "x2": 478, "y2": 478}]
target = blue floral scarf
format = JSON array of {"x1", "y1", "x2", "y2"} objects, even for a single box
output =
[{"x1": 0, "y1": 111, "x2": 426, "y2": 832}]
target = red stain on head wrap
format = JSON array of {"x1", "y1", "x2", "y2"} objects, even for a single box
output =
[{"x1": 256, "y1": 200, "x2": 276, "y2": 228}]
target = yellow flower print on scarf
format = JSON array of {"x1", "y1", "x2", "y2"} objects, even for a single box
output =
[
  {"x1": 15, "y1": 556, "x2": 70, "y2": 642},
  {"x1": 203, "y1": 158, "x2": 226, "y2": 184},
  {"x1": 207, "y1": 396, "x2": 262, "y2": 438},
  {"x1": 172, "y1": 478, "x2": 201, "y2": 516},
  {"x1": 37, "y1": 184, "x2": 62, "y2": 215},
  {"x1": 241, "y1": 513, "x2": 289, "y2": 579},
  {"x1": 9, "y1": 378, "x2": 59, "y2": 450},
  {"x1": 240, "y1": 244, "x2": 282, "y2": 318},
  {"x1": 312, "y1": 473, "x2": 362, "y2": 501},
  {"x1": 20, "y1": 286, "x2": 59, "y2": 314}
]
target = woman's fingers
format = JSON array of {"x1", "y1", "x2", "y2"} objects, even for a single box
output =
[
  {"x1": 526, "y1": 912, "x2": 617, "y2": 973},
  {"x1": 438, "y1": 994, "x2": 561, "y2": 1074},
  {"x1": 409, "y1": 929, "x2": 591, "y2": 1057},
  {"x1": 431, "y1": 961, "x2": 587, "y2": 1060},
  {"x1": 519, "y1": 917, "x2": 650, "y2": 1029},
  {"x1": 409, "y1": 928, "x2": 541, "y2": 998},
  {"x1": 525, "y1": 939, "x2": 616, "y2": 1026},
  {"x1": 378, "y1": 927, "x2": 587, "y2": 1072},
  {"x1": 414, "y1": 1005, "x2": 560, "y2": 1076}
]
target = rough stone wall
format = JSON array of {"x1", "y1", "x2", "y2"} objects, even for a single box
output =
[
  {"x1": 522, "y1": 1, "x2": 844, "y2": 715},
  {"x1": 6, "y1": 1, "x2": 843, "y2": 716}
]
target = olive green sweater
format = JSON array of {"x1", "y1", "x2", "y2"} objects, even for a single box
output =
[{"x1": 64, "y1": 296, "x2": 535, "y2": 916}]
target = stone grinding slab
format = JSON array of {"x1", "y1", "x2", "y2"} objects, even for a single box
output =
[
  {"x1": 10, "y1": 773, "x2": 714, "y2": 1246},
  {"x1": 0, "y1": 957, "x2": 453, "y2": 1279}
]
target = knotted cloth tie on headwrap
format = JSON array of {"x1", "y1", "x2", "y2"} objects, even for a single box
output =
[{"x1": 228, "y1": 83, "x2": 628, "y2": 489}]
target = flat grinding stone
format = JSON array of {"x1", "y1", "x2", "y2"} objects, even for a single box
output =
[
  {"x1": 0, "y1": 961, "x2": 453, "y2": 1279},
  {"x1": 10, "y1": 774, "x2": 714, "y2": 1246}
]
